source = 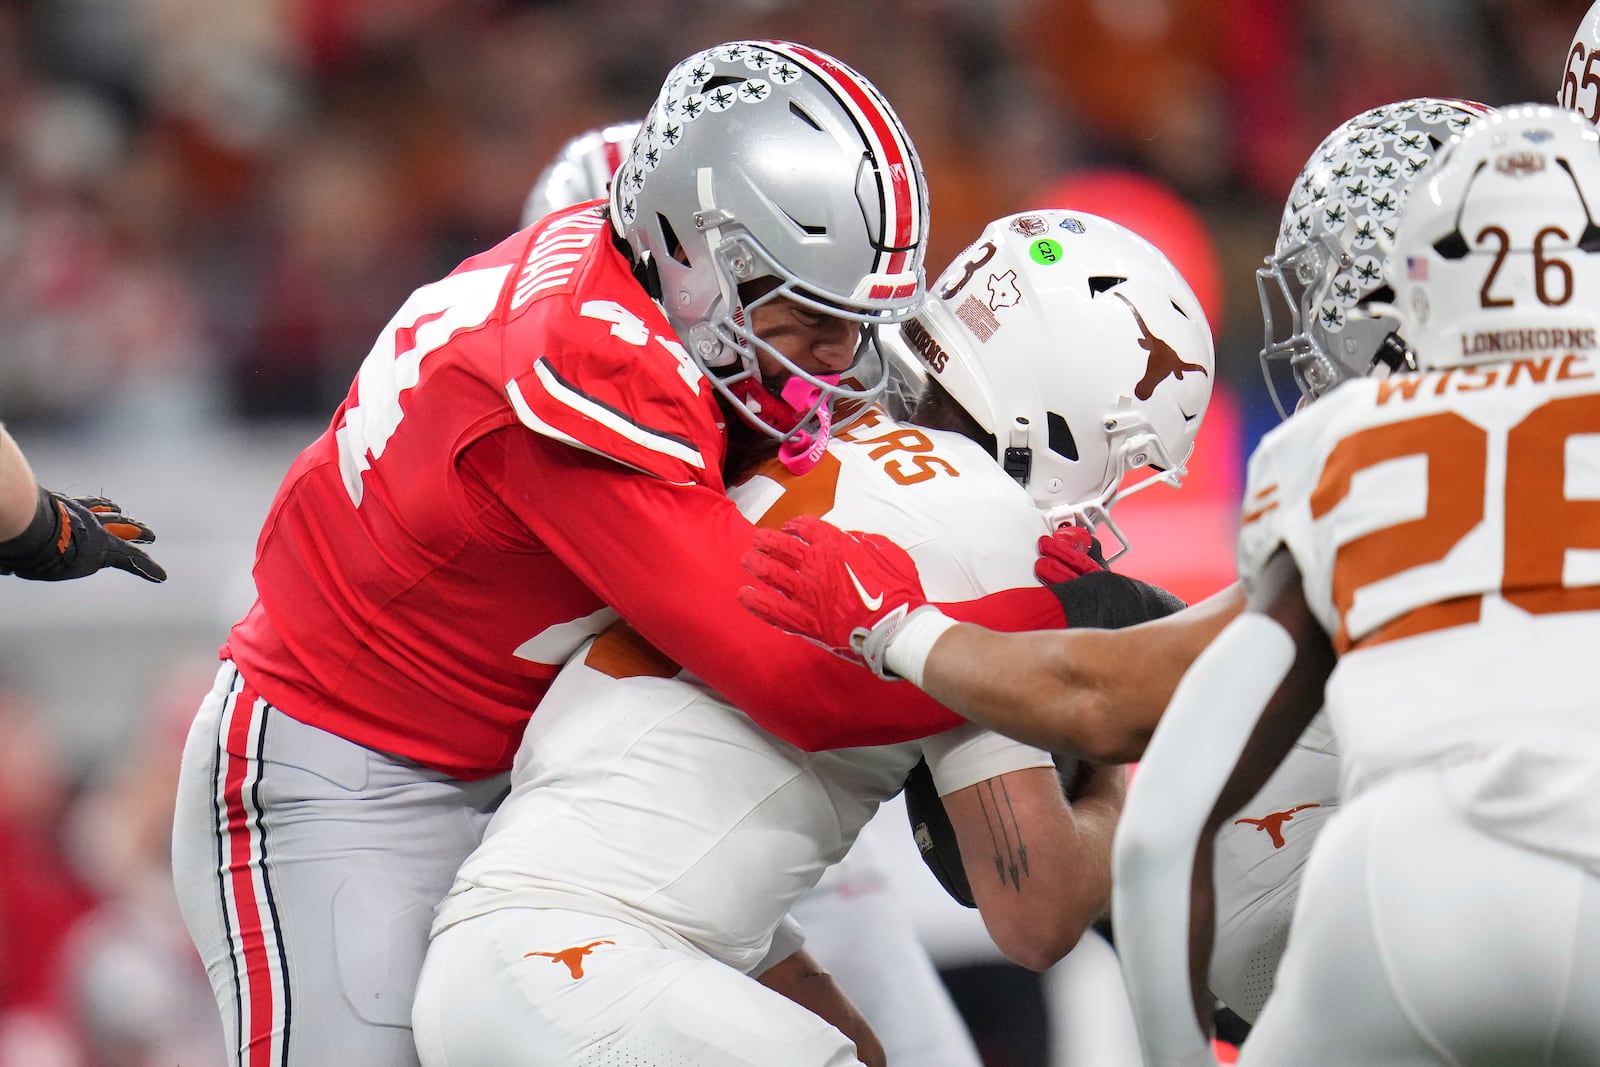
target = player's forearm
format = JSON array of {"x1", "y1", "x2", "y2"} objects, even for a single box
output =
[
  {"x1": 507, "y1": 433, "x2": 965, "y2": 749},
  {"x1": 919, "y1": 584, "x2": 1245, "y2": 762},
  {"x1": 0, "y1": 425, "x2": 41, "y2": 541},
  {"x1": 958, "y1": 764, "x2": 1123, "y2": 970}
]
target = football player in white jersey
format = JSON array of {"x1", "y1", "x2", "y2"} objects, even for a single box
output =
[
  {"x1": 409, "y1": 209, "x2": 1213, "y2": 1067},
  {"x1": 744, "y1": 99, "x2": 1491, "y2": 1035},
  {"x1": 520, "y1": 118, "x2": 987, "y2": 1067},
  {"x1": 1115, "y1": 104, "x2": 1600, "y2": 1065}
]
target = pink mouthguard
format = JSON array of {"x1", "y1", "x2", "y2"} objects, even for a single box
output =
[{"x1": 777, "y1": 375, "x2": 837, "y2": 475}]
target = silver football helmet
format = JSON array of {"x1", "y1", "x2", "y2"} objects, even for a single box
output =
[
  {"x1": 1392, "y1": 104, "x2": 1600, "y2": 372},
  {"x1": 522, "y1": 121, "x2": 640, "y2": 228},
  {"x1": 1257, "y1": 98, "x2": 1492, "y2": 416},
  {"x1": 1560, "y1": 2, "x2": 1600, "y2": 126},
  {"x1": 906, "y1": 210, "x2": 1214, "y2": 557},
  {"x1": 611, "y1": 41, "x2": 930, "y2": 453}
]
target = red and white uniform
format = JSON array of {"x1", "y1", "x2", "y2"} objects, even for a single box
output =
[
  {"x1": 172, "y1": 206, "x2": 1064, "y2": 1067},
  {"x1": 413, "y1": 409, "x2": 1060, "y2": 1066}
]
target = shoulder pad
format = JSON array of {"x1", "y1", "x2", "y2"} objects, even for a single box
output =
[{"x1": 503, "y1": 235, "x2": 726, "y2": 486}]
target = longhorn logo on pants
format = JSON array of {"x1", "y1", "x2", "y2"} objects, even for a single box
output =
[{"x1": 525, "y1": 940, "x2": 616, "y2": 979}]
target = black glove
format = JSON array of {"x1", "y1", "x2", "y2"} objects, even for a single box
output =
[{"x1": 0, "y1": 486, "x2": 167, "y2": 583}]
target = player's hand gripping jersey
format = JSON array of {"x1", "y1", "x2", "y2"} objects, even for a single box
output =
[
  {"x1": 432, "y1": 404, "x2": 1063, "y2": 969},
  {"x1": 225, "y1": 205, "x2": 1025, "y2": 777},
  {"x1": 1239, "y1": 355, "x2": 1600, "y2": 867}
]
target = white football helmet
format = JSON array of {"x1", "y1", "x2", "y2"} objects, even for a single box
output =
[
  {"x1": 1257, "y1": 98, "x2": 1492, "y2": 415},
  {"x1": 1391, "y1": 104, "x2": 1600, "y2": 372},
  {"x1": 1560, "y1": 2, "x2": 1600, "y2": 126},
  {"x1": 611, "y1": 41, "x2": 930, "y2": 454},
  {"x1": 904, "y1": 210, "x2": 1214, "y2": 556},
  {"x1": 522, "y1": 121, "x2": 640, "y2": 228}
]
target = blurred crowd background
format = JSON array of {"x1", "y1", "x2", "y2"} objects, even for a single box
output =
[{"x1": 0, "y1": 1, "x2": 1589, "y2": 1064}]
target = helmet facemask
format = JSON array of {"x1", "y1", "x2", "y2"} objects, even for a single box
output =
[
  {"x1": 1256, "y1": 229, "x2": 1408, "y2": 416},
  {"x1": 1256, "y1": 98, "x2": 1493, "y2": 417}
]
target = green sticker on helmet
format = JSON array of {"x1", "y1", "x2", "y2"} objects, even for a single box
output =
[{"x1": 1030, "y1": 238, "x2": 1063, "y2": 265}]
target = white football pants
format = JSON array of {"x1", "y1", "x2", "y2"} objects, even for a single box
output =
[
  {"x1": 414, "y1": 907, "x2": 866, "y2": 1066},
  {"x1": 1242, "y1": 767, "x2": 1600, "y2": 1065}
]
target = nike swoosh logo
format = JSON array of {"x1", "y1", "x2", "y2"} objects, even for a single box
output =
[{"x1": 844, "y1": 563, "x2": 884, "y2": 611}]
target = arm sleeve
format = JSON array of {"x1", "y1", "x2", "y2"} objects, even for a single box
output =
[
  {"x1": 922, "y1": 723, "x2": 1056, "y2": 796},
  {"x1": 1111, "y1": 612, "x2": 1296, "y2": 1067},
  {"x1": 479, "y1": 428, "x2": 1066, "y2": 751}
]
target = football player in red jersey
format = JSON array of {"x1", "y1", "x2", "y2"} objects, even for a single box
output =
[{"x1": 169, "y1": 40, "x2": 1080, "y2": 1067}]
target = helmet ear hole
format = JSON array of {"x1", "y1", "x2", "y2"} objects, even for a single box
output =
[
  {"x1": 656, "y1": 214, "x2": 687, "y2": 265},
  {"x1": 1087, "y1": 275, "x2": 1126, "y2": 296},
  {"x1": 1433, "y1": 230, "x2": 1469, "y2": 259},
  {"x1": 1046, "y1": 412, "x2": 1079, "y2": 462}
]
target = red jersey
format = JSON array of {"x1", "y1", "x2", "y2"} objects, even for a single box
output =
[{"x1": 226, "y1": 205, "x2": 1063, "y2": 778}]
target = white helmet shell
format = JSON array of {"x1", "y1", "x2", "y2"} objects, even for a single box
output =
[
  {"x1": 522, "y1": 121, "x2": 641, "y2": 228},
  {"x1": 1392, "y1": 104, "x2": 1600, "y2": 373},
  {"x1": 1560, "y1": 2, "x2": 1600, "y2": 126},
  {"x1": 906, "y1": 210, "x2": 1214, "y2": 543}
]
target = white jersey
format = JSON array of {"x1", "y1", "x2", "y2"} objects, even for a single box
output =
[
  {"x1": 1208, "y1": 712, "x2": 1340, "y2": 1021},
  {"x1": 432, "y1": 407, "x2": 1057, "y2": 971},
  {"x1": 1238, "y1": 355, "x2": 1600, "y2": 870}
]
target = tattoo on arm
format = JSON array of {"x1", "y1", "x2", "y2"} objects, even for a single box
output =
[{"x1": 977, "y1": 778, "x2": 1030, "y2": 892}]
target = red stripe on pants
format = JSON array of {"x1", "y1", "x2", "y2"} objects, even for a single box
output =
[{"x1": 222, "y1": 683, "x2": 278, "y2": 1066}]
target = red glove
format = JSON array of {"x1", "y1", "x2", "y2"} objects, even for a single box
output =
[
  {"x1": 739, "y1": 514, "x2": 932, "y2": 678},
  {"x1": 1034, "y1": 523, "x2": 1107, "y2": 585}
]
